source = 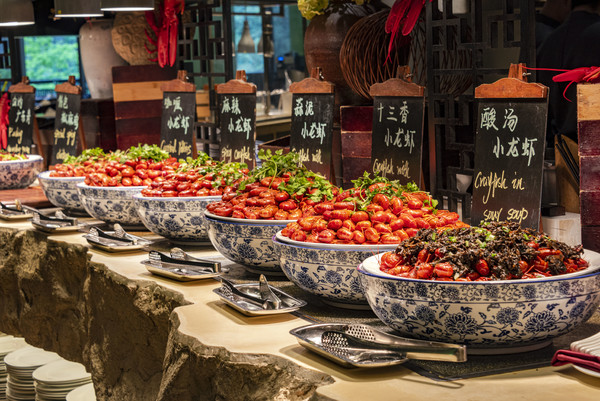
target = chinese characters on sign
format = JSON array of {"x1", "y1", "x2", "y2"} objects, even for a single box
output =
[
  {"x1": 370, "y1": 97, "x2": 424, "y2": 185},
  {"x1": 289, "y1": 93, "x2": 334, "y2": 178},
  {"x1": 471, "y1": 101, "x2": 547, "y2": 229},
  {"x1": 160, "y1": 92, "x2": 196, "y2": 159},
  {"x1": 7, "y1": 93, "x2": 35, "y2": 154},
  {"x1": 218, "y1": 93, "x2": 256, "y2": 168},
  {"x1": 51, "y1": 92, "x2": 82, "y2": 165}
]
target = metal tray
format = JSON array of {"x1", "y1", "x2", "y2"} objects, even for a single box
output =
[
  {"x1": 142, "y1": 260, "x2": 222, "y2": 281},
  {"x1": 213, "y1": 283, "x2": 306, "y2": 316},
  {"x1": 0, "y1": 209, "x2": 33, "y2": 221},
  {"x1": 290, "y1": 323, "x2": 409, "y2": 368},
  {"x1": 31, "y1": 220, "x2": 81, "y2": 233}
]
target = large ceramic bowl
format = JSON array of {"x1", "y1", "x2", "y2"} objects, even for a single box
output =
[
  {"x1": 133, "y1": 194, "x2": 221, "y2": 245},
  {"x1": 0, "y1": 155, "x2": 43, "y2": 189},
  {"x1": 358, "y1": 251, "x2": 600, "y2": 352},
  {"x1": 77, "y1": 183, "x2": 144, "y2": 225},
  {"x1": 273, "y1": 232, "x2": 397, "y2": 309},
  {"x1": 205, "y1": 211, "x2": 293, "y2": 275},
  {"x1": 38, "y1": 171, "x2": 86, "y2": 213}
]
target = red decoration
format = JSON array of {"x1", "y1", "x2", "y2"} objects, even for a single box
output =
[
  {"x1": 145, "y1": 0, "x2": 184, "y2": 68},
  {"x1": 385, "y1": 0, "x2": 432, "y2": 62},
  {"x1": 524, "y1": 66, "x2": 600, "y2": 102},
  {"x1": 0, "y1": 93, "x2": 9, "y2": 150}
]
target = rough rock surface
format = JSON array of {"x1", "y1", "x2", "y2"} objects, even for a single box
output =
[{"x1": 0, "y1": 227, "x2": 334, "y2": 400}]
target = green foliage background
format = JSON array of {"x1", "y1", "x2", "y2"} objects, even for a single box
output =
[{"x1": 23, "y1": 36, "x2": 79, "y2": 92}]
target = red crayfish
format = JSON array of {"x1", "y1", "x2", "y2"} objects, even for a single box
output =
[{"x1": 145, "y1": 0, "x2": 184, "y2": 67}]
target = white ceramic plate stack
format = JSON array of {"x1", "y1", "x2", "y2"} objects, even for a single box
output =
[
  {"x1": 3, "y1": 346, "x2": 62, "y2": 401},
  {"x1": 0, "y1": 337, "x2": 29, "y2": 401},
  {"x1": 32, "y1": 360, "x2": 92, "y2": 401},
  {"x1": 65, "y1": 383, "x2": 96, "y2": 401},
  {"x1": 570, "y1": 331, "x2": 600, "y2": 378}
]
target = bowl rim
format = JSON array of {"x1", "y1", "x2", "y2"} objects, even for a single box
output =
[
  {"x1": 0, "y1": 154, "x2": 43, "y2": 163},
  {"x1": 273, "y1": 231, "x2": 398, "y2": 251},
  {"x1": 132, "y1": 193, "x2": 222, "y2": 201},
  {"x1": 38, "y1": 170, "x2": 86, "y2": 181},
  {"x1": 204, "y1": 210, "x2": 295, "y2": 225},
  {"x1": 76, "y1": 182, "x2": 146, "y2": 191},
  {"x1": 357, "y1": 250, "x2": 600, "y2": 284}
]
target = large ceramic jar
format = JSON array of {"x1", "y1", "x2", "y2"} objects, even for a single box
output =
[{"x1": 304, "y1": 0, "x2": 379, "y2": 108}]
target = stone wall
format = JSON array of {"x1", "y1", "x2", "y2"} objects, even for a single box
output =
[{"x1": 0, "y1": 227, "x2": 333, "y2": 401}]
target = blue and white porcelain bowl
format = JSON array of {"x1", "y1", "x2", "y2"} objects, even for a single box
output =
[
  {"x1": 0, "y1": 155, "x2": 43, "y2": 189},
  {"x1": 38, "y1": 171, "x2": 86, "y2": 213},
  {"x1": 273, "y1": 232, "x2": 397, "y2": 309},
  {"x1": 77, "y1": 183, "x2": 144, "y2": 225},
  {"x1": 133, "y1": 194, "x2": 221, "y2": 244},
  {"x1": 205, "y1": 211, "x2": 293, "y2": 275},
  {"x1": 358, "y1": 251, "x2": 600, "y2": 351}
]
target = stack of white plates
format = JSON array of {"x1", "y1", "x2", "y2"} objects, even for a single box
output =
[
  {"x1": 65, "y1": 383, "x2": 95, "y2": 401},
  {"x1": 4, "y1": 346, "x2": 62, "y2": 401},
  {"x1": 33, "y1": 360, "x2": 92, "y2": 401},
  {"x1": 0, "y1": 337, "x2": 29, "y2": 401}
]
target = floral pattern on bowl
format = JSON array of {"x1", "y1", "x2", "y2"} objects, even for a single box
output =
[
  {"x1": 358, "y1": 252, "x2": 600, "y2": 349},
  {"x1": 134, "y1": 194, "x2": 221, "y2": 244},
  {"x1": 38, "y1": 171, "x2": 86, "y2": 212},
  {"x1": 205, "y1": 211, "x2": 292, "y2": 275},
  {"x1": 77, "y1": 183, "x2": 144, "y2": 225},
  {"x1": 0, "y1": 155, "x2": 43, "y2": 190},
  {"x1": 273, "y1": 233, "x2": 396, "y2": 308}
]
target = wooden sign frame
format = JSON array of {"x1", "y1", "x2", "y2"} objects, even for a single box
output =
[
  {"x1": 215, "y1": 70, "x2": 257, "y2": 167},
  {"x1": 160, "y1": 70, "x2": 198, "y2": 159},
  {"x1": 55, "y1": 75, "x2": 87, "y2": 150},
  {"x1": 8, "y1": 76, "x2": 42, "y2": 155},
  {"x1": 369, "y1": 66, "x2": 426, "y2": 187},
  {"x1": 471, "y1": 63, "x2": 549, "y2": 230},
  {"x1": 289, "y1": 67, "x2": 336, "y2": 179}
]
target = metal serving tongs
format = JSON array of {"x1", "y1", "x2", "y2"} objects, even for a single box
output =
[
  {"x1": 32, "y1": 210, "x2": 78, "y2": 227},
  {"x1": 219, "y1": 275, "x2": 282, "y2": 310},
  {"x1": 0, "y1": 199, "x2": 26, "y2": 215},
  {"x1": 321, "y1": 324, "x2": 467, "y2": 363},
  {"x1": 88, "y1": 223, "x2": 148, "y2": 245},
  {"x1": 147, "y1": 249, "x2": 221, "y2": 273}
]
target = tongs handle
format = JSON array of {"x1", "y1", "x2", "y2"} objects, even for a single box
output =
[
  {"x1": 33, "y1": 211, "x2": 78, "y2": 225},
  {"x1": 149, "y1": 250, "x2": 221, "y2": 272},
  {"x1": 91, "y1": 226, "x2": 136, "y2": 243},
  {"x1": 219, "y1": 277, "x2": 269, "y2": 309}
]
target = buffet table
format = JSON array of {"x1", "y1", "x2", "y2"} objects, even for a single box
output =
[{"x1": 0, "y1": 220, "x2": 599, "y2": 401}]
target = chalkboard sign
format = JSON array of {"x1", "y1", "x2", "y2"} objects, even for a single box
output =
[
  {"x1": 7, "y1": 92, "x2": 35, "y2": 154},
  {"x1": 160, "y1": 91, "x2": 196, "y2": 159},
  {"x1": 216, "y1": 71, "x2": 257, "y2": 168},
  {"x1": 289, "y1": 93, "x2": 334, "y2": 177},
  {"x1": 51, "y1": 92, "x2": 82, "y2": 165},
  {"x1": 370, "y1": 96, "x2": 424, "y2": 184},
  {"x1": 471, "y1": 64, "x2": 548, "y2": 230},
  {"x1": 217, "y1": 93, "x2": 256, "y2": 167},
  {"x1": 471, "y1": 99, "x2": 547, "y2": 229}
]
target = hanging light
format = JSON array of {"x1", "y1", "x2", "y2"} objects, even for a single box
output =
[
  {"x1": 100, "y1": 0, "x2": 154, "y2": 12},
  {"x1": 0, "y1": 0, "x2": 34, "y2": 27},
  {"x1": 55, "y1": 0, "x2": 103, "y2": 18},
  {"x1": 237, "y1": 20, "x2": 256, "y2": 54}
]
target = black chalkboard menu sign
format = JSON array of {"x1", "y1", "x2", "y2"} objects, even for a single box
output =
[
  {"x1": 289, "y1": 93, "x2": 334, "y2": 177},
  {"x1": 370, "y1": 96, "x2": 424, "y2": 184},
  {"x1": 160, "y1": 91, "x2": 196, "y2": 159},
  {"x1": 7, "y1": 92, "x2": 35, "y2": 154},
  {"x1": 471, "y1": 64, "x2": 548, "y2": 230},
  {"x1": 51, "y1": 92, "x2": 82, "y2": 165},
  {"x1": 289, "y1": 68, "x2": 335, "y2": 178},
  {"x1": 217, "y1": 93, "x2": 256, "y2": 166},
  {"x1": 216, "y1": 71, "x2": 257, "y2": 168}
]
